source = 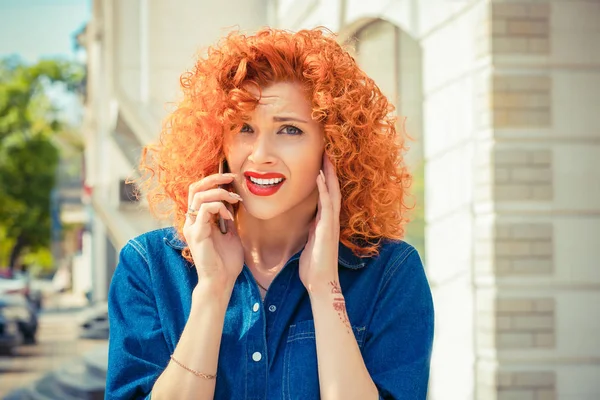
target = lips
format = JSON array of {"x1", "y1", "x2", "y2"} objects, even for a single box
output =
[
  {"x1": 244, "y1": 171, "x2": 286, "y2": 196},
  {"x1": 244, "y1": 171, "x2": 286, "y2": 180}
]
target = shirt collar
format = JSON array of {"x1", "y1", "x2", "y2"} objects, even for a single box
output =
[
  {"x1": 163, "y1": 228, "x2": 366, "y2": 270},
  {"x1": 163, "y1": 228, "x2": 186, "y2": 250}
]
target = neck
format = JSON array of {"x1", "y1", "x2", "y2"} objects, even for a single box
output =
[{"x1": 235, "y1": 198, "x2": 316, "y2": 274}]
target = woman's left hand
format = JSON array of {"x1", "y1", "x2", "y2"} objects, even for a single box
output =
[{"x1": 299, "y1": 154, "x2": 342, "y2": 295}]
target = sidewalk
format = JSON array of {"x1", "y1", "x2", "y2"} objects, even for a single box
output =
[{"x1": 0, "y1": 296, "x2": 107, "y2": 398}]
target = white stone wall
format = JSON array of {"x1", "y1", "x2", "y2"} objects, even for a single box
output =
[
  {"x1": 473, "y1": 1, "x2": 600, "y2": 399},
  {"x1": 113, "y1": 0, "x2": 141, "y2": 104},
  {"x1": 113, "y1": 0, "x2": 271, "y2": 125},
  {"x1": 421, "y1": 2, "x2": 488, "y2": 398}
]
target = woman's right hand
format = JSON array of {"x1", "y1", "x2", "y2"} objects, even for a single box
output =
[{"x1": 183, "y1": 172, "x2": 244, "y2": 298}]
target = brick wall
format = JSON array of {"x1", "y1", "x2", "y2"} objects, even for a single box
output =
[
  {"x1": 478, "y1": 368, "x2": 557, "y2": 400},
  {"x1": 477, "y1": 294, "x2": 556, "y2": 348},
  {"x1": 496, "y1": 370, "x2": 557, "y2": 400},
  {"x1": 495, "y1": 223, "x2": 554, "y2": 275},
  {"x1": 493, "y1": 149, "x2": 553, "y2": 201},
  {"x1": 490, "y1": 3, "x2": 551, "y2": 55},
  {"x1": 476, "y1": 295, "x2": 557, "y2": 398},
  {"x1": 474, "y1": 73, "x2": 552, "y2": 130},
  {"x1": 472, "y1": 146, "x2": 555, "y2": 203},
  {"x1": 496, "y1": 297, "x2": 556, "y2": 349},
  {"x1": 476, "y1": 2, "x2": 553, "y2": 130},
  {"x1": 492, "y1": 75, "x2": 552, "y2": 128}
]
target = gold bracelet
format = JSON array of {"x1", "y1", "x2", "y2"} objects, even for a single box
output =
[{"x1": 169, "y1": 354, "x2": 217, "y2": 380}]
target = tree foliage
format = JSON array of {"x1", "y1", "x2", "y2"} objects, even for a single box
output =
[{"x1": 0, "y1": 57, "x2": 84, "y2": 269}]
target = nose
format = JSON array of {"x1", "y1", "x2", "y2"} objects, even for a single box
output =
[{"x1": 247, "y1": 132, "x2": 276, "y2": 165}]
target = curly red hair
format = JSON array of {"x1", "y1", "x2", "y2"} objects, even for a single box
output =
[{"x1": 139, "y1": 27, "x2": 413, "y2": 260}]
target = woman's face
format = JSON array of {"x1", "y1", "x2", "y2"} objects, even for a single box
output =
[{"x1": 225, "y1": 81, "x2": 324, "y2": 221}]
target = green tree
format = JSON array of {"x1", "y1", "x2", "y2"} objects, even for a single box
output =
[{"x1": 0, "y1": 57, "x2": 84, "y2": 270}]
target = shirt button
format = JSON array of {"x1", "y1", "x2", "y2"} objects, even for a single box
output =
[
  {"x1": 268, "y1": 305, "x2": 277, "y2": 312},
  {"x1": 252, "y1": 352, "x2": 262, "y2": 362},
  {"x1": 252, "y1": 303, "x2": 260, "y2": 312}
]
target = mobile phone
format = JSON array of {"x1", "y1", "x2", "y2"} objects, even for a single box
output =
[{"x1": 218, "y1": 159, "x2": 229, "y2": 234}]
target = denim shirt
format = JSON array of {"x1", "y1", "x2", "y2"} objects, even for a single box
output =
[{"x1": 106, "y1": 227, "x2": 434, "y2": 400}]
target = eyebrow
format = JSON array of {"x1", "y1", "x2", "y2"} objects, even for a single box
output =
[{"x1": 273, "y1": 116, "x2": 309, "y2": 124}]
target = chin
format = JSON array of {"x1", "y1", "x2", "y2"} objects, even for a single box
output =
[
  {"x1": 239, "y1": 188, "x2": 319, "y2": 222},
  {"x1": 240, "y1": 201, "x2": 289, "y2": 221}
]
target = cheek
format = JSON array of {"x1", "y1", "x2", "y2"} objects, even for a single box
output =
[
  {"x1": 289, "y1": 152, "x2": 323, "y2": 186},
  {"x1": 225, "y1": 143, "x2": 245, "y2": 173}
]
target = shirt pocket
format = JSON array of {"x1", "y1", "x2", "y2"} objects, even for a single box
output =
[{"x1": 282, "y1": 319, "x2": 367, "y2": 400}]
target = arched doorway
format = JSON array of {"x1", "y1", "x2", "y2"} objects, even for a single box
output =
[{"x1": 342, "y1": 19, "x2": 425, "y2": 259}]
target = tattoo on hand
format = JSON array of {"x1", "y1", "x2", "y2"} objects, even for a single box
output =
[
  {"x1": 329, "y1": 280, "x2": 342, "y2": 294},
  {"x1": 329, "y1": 281, "x2": 351, "y2": 334}
]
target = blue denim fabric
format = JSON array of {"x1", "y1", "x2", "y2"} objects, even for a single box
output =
[{"x1": 106, "y1": 227, "x2": 434, "y2": 400}]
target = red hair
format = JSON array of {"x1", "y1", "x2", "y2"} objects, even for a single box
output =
[{"x1": 139, "y1": 27, "x2": 413, "y2": 259}]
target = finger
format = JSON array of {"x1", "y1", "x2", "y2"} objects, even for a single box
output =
[
  {"x1": 323, "y1": 155, "x2": 341, "y2": 218},
  {"x1": 184, "y1": 201, "x2": 233, "y2": 230},
  {"x1": 187, "y1": 173, "x2": 236, "y2": 206},
  {"x1": 189, "y1": 188, "x2": 242, "y2": 211},
  {"x1": 316, "y1": 170, "x2": 332, "y2": 221},
  {"x1": 223, "y1": 212, "x2": 239, "y2": 236},
  {"x1": 183, "y1": 211, "x2": 195, "y2": 229},
  {"x1": 200, "y1": 202, "x2": 233, "y2": 224}
]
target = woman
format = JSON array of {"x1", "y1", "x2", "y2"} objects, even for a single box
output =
[{"x1": 106, "y1": 28, "x2": 434, "y2": 400}]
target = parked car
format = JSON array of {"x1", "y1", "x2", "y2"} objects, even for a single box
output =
[
  {"x1": 0, "y1": 294, "x2": 38, "y2": 344},
  {"x1": 0, "y1": 269, "x2": 43, "y2": 310},
  {"x1": 79, "y1": 302, "x2": 109, "y2": 340},
  {"x1": 0, "y1": 307, "x2": 22, "y2": 354}
]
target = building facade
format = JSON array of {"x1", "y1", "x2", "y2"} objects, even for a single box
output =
[{"x1": 81, "y1": 0, "x2": 600, "y2": 398}]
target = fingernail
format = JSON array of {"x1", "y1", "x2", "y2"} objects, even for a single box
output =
[
  {"x1": 319, "y1": 170, "x2": 325, "y2": 181},
  {"x1": 230, "y1": 192, "x2": 243, "y2": 201},
  {"x1": 228, "y1": 210, "x2": 235, "y2": 220}
]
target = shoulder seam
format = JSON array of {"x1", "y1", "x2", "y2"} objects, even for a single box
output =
[
  {"x1": 128, "y1": 239, "x2": 150, "y2": 265},
  {"x1": 125, "y1": 239, "x2": 155, "y2": 299},
  {"x1": 378, "y1": 246, "x2": 416, "y2": 297},
  {"x1": 120, "y1": 238, "x2": 157, "y2": 306}
]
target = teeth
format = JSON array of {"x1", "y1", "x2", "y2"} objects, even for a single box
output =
[{"x1": 249, "y1": 176, "x2": 284, "y2": 185}]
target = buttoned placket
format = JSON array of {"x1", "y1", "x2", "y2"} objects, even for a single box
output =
[
  {"x1": 262, "y1": 255, "x2": 300, "y2": 338},
  {"x1": 243, "y1": 265, "x2": 269, "y2": 400},
  {"x1": 241, "y1": 252, "x2": 302, "y2": 399}
]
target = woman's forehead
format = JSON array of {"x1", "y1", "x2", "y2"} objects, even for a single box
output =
[{"x1": 245, "y1": 82, "x2": 312, "y2": 117}]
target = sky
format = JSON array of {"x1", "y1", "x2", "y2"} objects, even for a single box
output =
[{"x1": 0, "y1": 0, "x2": 90, "y2": 63}]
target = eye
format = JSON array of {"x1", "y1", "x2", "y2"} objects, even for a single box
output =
[
  {"x1": 240, "y1": 123, "x2": 253, "y2": 134},
  {"x1": 279, "y1": 125, "x2": 303, "y2": 136}
]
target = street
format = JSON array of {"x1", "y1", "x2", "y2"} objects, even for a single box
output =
[{"x1": 0, "y1": 308, "x2": 107, "y2": 398}]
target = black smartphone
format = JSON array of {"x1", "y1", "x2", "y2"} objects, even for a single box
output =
[{"x1": 218, "y1": 159, "x2": 230, "y2": 234}]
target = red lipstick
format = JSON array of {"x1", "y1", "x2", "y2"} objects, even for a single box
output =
[
  {"x1": 244, "y1": 171, "x2": 286, "y2": 196},
  {"x1": 244, "y1": 171, "x2": 286, "y2": 179}
]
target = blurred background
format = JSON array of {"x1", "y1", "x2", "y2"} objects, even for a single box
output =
[{"x1": 0, "y1": 0, "x2": 598, "y2": 399}]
